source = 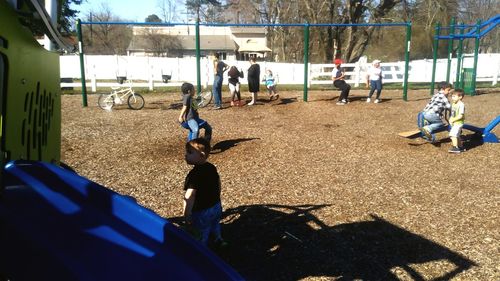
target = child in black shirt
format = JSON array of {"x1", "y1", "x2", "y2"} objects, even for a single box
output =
[{"x1": 183, "y1": 138, "x2": 226, "y2": 247}]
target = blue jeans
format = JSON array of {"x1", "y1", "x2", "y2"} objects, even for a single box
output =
[
  {"x1": 212, "y1": 75, "x2": 223, "y2": 107},
  {"x1": 191, "y1": 202, "x2": 222, "y2": 245},
  {"x1": 185, "y1": 118, "x2": 212, "y2": 142},
  {"x1": 423, "y1": 111, "x2": 444, "y2": 133},
  {"x1": 368, "y1": 80, "x2": 382, "y2": 99}
]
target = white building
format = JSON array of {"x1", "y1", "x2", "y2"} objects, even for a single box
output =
[{"x1": 127, "y1": 26, "x2": 271, "y2": 60}]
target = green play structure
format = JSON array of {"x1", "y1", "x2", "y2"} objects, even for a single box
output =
[
  {"x1": 0, "y1": 0, "x2": 62, "y2": 182},
  {"x1": 430, "y1": 14, "x2": 500, "y2": 95}
]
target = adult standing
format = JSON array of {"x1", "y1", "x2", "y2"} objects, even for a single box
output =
[
  {"x1": 247, "y1": 57, "x2": 260, "y2": 106},
  {"x1": 332, "y1": 59, "x2": 351, "y2": 105},
  {"x1": 212, "y1": 52, "x2": 228, "y2": 110}
]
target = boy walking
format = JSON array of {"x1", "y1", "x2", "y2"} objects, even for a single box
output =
[
  {"x1": 421, "y1": 81, "x2": 452, "y2": 141},
  {"x1": 178, "y1": 82, "x2": 212, "y2": 142},
  {"x1": 183, "y1": 138, "x2": 226, "y2": 247},
  {"x1": 448, "y1": 89, "x2": 466, "y2": 153}
]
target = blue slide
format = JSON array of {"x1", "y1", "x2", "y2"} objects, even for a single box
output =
[{"x1": 0, "y1": 160, "x2": 244, "y2": 281}]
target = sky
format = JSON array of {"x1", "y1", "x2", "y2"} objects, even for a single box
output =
[{"x1": 72, "y1": 0, "x2": 184, "y2": 22}]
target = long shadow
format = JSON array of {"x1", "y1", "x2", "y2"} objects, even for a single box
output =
[
  {"x1": 211, "y1": 138, "x2": 260, "y2": 154},
  {"x1": 218, "y1": 204, "x2": 476, "y2": 281}
]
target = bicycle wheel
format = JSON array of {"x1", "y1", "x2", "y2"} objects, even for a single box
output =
[
  {"x1": 196, "y1": 91, "x2": 212, "y2": 108},
  {"x1": 127, "y1": 93, "x2": 145, "y2": 110},
  {"x1": 98, "y1": 94, "x2": 114, "y2": 110}
]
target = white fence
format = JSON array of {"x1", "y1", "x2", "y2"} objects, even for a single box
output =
[{"x1": 60, "y1": 54, "x2": 500, "y2": 91}]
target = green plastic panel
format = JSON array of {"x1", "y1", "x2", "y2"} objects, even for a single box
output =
[
  {"x1": 461, "y1": 68, "x2": 475, "y2": 95},
  {"x1": 0, "y1": 1, "x2": 61, "y2": 167}
]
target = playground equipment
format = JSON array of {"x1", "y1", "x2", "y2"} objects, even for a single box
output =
[
  {"x1": 430, "y1": 14, "x2": 500, "y2": 95},
  {"x1": 77, "y1": 20, "x2": 412, "y2": 103},
  {"x1": 0, "y1": 2, "x2": 243, "y2": 280},
  {"x1": 398, "y1": 112, "x2": 500, "y2": 144}
]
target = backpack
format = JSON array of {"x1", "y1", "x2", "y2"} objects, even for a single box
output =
[{"x1": 228, "y1": 66, "x2": 239, "y2": 78}]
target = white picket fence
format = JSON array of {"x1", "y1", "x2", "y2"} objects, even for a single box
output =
[{"x1": 60, "y1": 54, "x2": 500, "y2": 91}]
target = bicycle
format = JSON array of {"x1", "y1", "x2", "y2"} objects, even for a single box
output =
[
  {"x1": 98, "y1": 80, "x2": 145, "y2": 110},
  {"x1": 195, "y1": 90, "x2": 213, "y2": 108}
]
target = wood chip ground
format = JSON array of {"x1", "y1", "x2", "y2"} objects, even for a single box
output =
[{"x1": 62, "y1": 88, "x2": 500, "y2": 281}]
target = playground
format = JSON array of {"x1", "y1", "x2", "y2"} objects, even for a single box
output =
[{"x1": 61, "y1": 88, "x2": 499, "y2": 280}]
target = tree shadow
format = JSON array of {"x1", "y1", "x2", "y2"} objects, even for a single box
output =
[
  {"x1": 211, "y1": 138, "x2": 260, "y2": 154},
  {"x1": 218, "y1": 204, "x2": 476, "y2": 281}
]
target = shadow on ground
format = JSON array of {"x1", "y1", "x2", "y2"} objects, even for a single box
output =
[
  {"x1": 273, "y1": 97, "x2": 298, "y2": 106},
  {"x1": 211, "y1": 138, "x2": 260, "y2": 154},
  {"x1": 217, "y1": 204, "x2": 476, "y2": 281}
]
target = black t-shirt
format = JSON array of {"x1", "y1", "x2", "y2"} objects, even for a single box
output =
[
  {"x1": 182, "y1": 94, "x2": 199, "y2": 120},
  {"x1": 216, "y1": 61, "x2": 227, "y2": 76},
  {"x1": 184, "y1": 162, "x2": 221, "y2": 212}
]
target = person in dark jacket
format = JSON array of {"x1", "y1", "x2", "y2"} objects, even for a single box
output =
[{"x1": 247, "y1": 57, "x2": 260, "y2": 106}]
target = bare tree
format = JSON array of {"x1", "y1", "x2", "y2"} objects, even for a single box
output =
[
  {"x1": 456, "y1": 0, "x2": 500, "y2": 53},
  {"x1": 82, "y1": 4, "x2": 132, "y2": 55},
  {"x1": 142, "y1": 28, "x2": 182, "y2": 57},
  {"x1": 157, "y1": 0, "x2": 179, "y2": 22}
]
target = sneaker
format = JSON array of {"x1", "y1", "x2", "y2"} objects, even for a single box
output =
[
  {"x1": 336, "y1": 101, "x2": 346, "y2": 105},
  {"x1": 421, "y1": 126, "x2": 432, "y2": 141},
  {"x1": 374, "y1": 99, "x2": 381, "y2": 103},
  {"x1": 448, "y1": 147, "x2": 462, "y2": 153},
  {"x1": 247, "y1": 101, "x2": 255, "y2": 106},
  {"x1": 214, "y1": 106, "x2": 222, "y2": 110},
  {"x1": 366, "y1": 98, "x2": 371, "y2": 103},
  {"x1": 342, "y1": 99, "x2": 349, "y2": 104},
  {"x1": 459, "y1": 147, "x2": 467, "y2": 152}
]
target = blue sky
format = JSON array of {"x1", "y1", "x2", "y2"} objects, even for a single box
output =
[{"x1": 73, "y1": 0, "x2": 181, "y2": 22}]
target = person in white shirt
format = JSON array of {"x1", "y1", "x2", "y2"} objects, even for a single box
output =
[{"x1": 366, "y1": 59, "x2": 383, "y2": 103}]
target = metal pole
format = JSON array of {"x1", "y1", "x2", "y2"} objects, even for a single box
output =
[
  {"x1": 446, "y1": 18, "x2": 455, "y2": 83},
  {"x1": 471, "y1": 19, "x2": 481, "y2": 96},
  {"x1": 303, "y1": 23, "x2": 310, "y2": 102},
  {"x1": 430, "y1": 22, "x2": 440, "y2": 95},
  {"x1": 455, "y1": 24, "x2": 464, "y2": 88},
  {"x1": 195, "y1": 20, "x2": 201, "y2": 95},
  {"x1": 76, "y1": 19, "x2": 88, "y2": 107},
  {"x1": 403, "y1": 22, "x2": 412, "y2": 101}
]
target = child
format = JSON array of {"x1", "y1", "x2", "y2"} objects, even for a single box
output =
[
  {"x1": 178, "y1": 82, "x2": 212, "y2": 142},
  {"x1": 332, "y1": 59, "x2": 351, "y2": 105},
  {"x1": 263, "y1": 69, "x2": 279, "y2": 100},
  {"x1": 448, "y1": 89, "x2": 466, "y2": 153},
  {"x1": 227, "y1": 65, "x2": 244, "y2": 106},
  {"x1": 420, "y1": 81, "x2": 452, "y2": 141},
  {"x1": 183, "y1": 138, "x2": 226, "y2": 247},
  {"x1": 366, "y1": 59, "x2": 383, "y2": 103}
]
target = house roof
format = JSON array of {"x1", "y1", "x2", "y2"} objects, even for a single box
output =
[
  {"x1": 230, "y1": 27, "x2": 266, "y2": 34},
  {"x1": 127, "y1": 35, "x2": 235, "y2": 52},
  {"x1": 177, "y1": 35, "x2": 235, "y2": 50},
  {"x1": 238, "y1": 40, "x2": 271, "y2": 52}
]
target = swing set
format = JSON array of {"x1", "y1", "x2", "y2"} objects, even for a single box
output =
[{"x1": 75, "y1": 20, "x2": 413, "y2": 106}]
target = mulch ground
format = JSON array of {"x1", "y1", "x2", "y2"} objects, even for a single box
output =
[{"x1": 61, "y1": 88, "x2": 500, "y2": 281}]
